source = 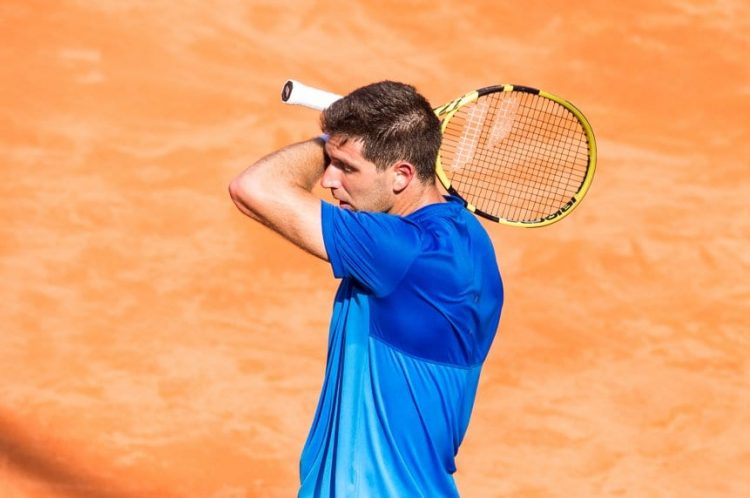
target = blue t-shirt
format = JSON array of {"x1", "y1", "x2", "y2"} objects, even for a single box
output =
[{"x1": 298, "y1": 195, "x2": 503, "y2": 498}]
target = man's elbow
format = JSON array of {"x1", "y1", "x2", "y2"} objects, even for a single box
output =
[{"x1": 228, "y1": 172, "x2": 265, "y2": 219}]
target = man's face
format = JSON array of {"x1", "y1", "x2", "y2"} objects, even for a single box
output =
[{"x1": 321, "y1": 135, "x2": 393, "y2": 213}]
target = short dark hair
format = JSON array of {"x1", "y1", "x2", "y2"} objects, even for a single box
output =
[{"x1": 320, "y1": 81, "x2": 441, "y2": 182}]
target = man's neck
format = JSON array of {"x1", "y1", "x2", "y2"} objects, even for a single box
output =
[{"x1": 388, "y1": 180, "x2": 446, "y2": 217}]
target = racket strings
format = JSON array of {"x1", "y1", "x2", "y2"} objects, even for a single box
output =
[
  {"x1": 441, "y1": 92, "x2": 590, "y2": 223},
  {"x1": 453, "y1": 97, "x2": 585, "y2": 219}
]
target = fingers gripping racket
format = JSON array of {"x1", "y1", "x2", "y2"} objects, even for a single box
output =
[{"x1": 281, "y1": 79, "x2": 597, "y2": 227}]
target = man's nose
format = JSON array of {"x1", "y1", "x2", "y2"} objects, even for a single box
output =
[{"x1": 320, "y1": 166, "x2": 341, "y2": 189}]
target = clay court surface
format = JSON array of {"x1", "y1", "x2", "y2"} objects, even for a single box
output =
[{"x1": 1, "y1": 1, "x2": 749, "y2": 497}]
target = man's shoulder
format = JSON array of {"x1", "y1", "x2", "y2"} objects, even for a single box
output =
[{"x1": 408, "y1": 198, "x2": 494, "y2": 244}]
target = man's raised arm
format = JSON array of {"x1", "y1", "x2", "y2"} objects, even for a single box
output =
[{"x1": 228, "y1": 137, "x2": 329, "y2": 260}]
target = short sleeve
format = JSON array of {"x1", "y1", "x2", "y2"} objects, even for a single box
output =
[{"x1": 321, "y1": 201, "x2": 421, "y2": 297}]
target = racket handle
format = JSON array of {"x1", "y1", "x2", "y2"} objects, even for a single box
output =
[{"x1": 281, "y1": 80, "x2": 342, "y2": 110}]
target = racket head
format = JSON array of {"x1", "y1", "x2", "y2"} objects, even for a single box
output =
[{"x1": 434, "y1": 85, "x2": 597, "y2": 227}]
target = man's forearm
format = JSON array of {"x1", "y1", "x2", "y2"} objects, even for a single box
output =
[
  {"x1": 228, "y1": 137, "x2": 329, "y2": 260},
  {"x1": 229, "y1": 138, "x2": 326, "y2": 215},
  {"x1": 246, "y1": 137, "x2": 327, "y2": 191}
]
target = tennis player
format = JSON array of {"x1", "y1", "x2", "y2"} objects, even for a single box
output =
[{"x1": 229, "y1": 81, "x2": 503, "y2": 497}]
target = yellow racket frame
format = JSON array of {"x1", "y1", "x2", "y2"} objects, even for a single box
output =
[{"x1": 433, "y1": 84, "x2": 597, "y2": 227}]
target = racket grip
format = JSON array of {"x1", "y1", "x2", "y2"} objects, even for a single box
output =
[{"x1": 281, "y1": 80, "x2": 342, "y2": 110}]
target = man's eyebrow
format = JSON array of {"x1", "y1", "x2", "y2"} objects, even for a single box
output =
[
  {"x1": 331, "y1": 158, "x2": 358, "y2": 170},
  {"x1": 327, "y1": 149, "x2": 356, "y2": 167}
]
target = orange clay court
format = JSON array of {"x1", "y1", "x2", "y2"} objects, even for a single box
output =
[{"x1": 1, "y1": 1, "x2": 749, "y2": 497}]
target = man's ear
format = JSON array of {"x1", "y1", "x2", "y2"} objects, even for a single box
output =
[{"x1": 392, "y1": 161, "x2": 416, "y2": 193}]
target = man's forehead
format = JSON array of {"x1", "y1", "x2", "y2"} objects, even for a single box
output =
[
  {"x1": 327, "y1": 133, "x2": 360, "y2": 148},
  {"x1": 325, "y1": 134, "x2": 364, "y2": 157}
]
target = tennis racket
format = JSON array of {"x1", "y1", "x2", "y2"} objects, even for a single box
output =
[{"x1": 281, "y1": 79, "x2": 597, "y2": 227}]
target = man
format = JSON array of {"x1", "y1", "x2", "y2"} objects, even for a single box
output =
[{"x1": 229, "y1": 81, "x2": 503, "y2": 497}]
